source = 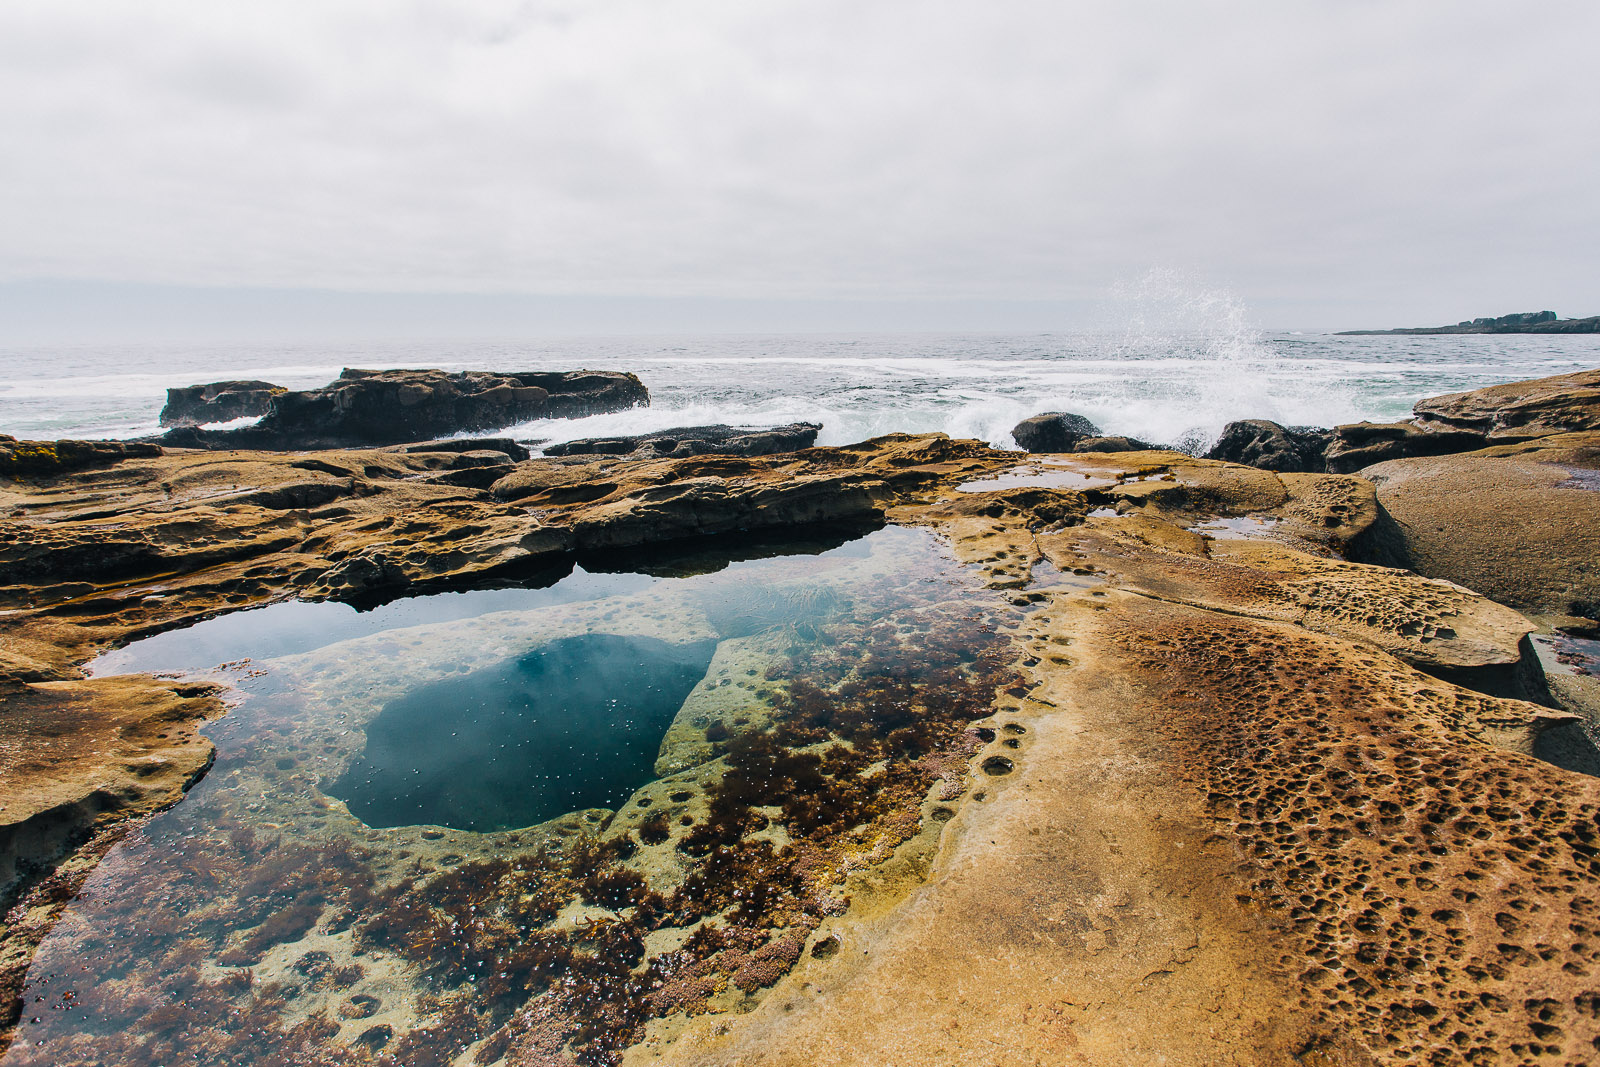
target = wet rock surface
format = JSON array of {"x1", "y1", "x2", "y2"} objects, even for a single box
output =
[
  {"x1": 159, "y1": 367, "x2": 647, "y2": 450},
  {"x1": 544, "y1": 422, "x2": 820, "y2": 459},
  {"x1": 1010, "y1": 411, "x2": 1101, "y2": 452},
  {"x1": 1206, "y1": 418, "x2": 1332, "y2": 472},
  {"x1": 2, "y1": 370, "x2": 1600, "y2": 1065}
]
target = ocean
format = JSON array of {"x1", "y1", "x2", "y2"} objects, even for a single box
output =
[{"x1": 3, "y1": 330, "x2": 1597, "y2": 454}]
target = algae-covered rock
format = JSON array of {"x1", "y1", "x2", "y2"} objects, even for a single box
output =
[{"x1": 0, "y1": 435, "x2": 162, "y2": 477}]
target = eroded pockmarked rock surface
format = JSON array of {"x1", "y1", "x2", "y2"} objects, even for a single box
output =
[
  {"x1": 1097, "y1": 597, "x2": 1600, "y2": 1063},
  {"x1": 654, "y1": 458, "x2": 1598, "y2": 1067}
]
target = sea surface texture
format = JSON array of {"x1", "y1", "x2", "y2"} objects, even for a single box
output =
[{"x1": 3, "y1": 331, "x2": 1599, "y2": 452}]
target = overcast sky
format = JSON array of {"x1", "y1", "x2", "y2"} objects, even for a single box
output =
[{"x1": 2, "y1": 1, "x2": 1598, "y2": 337}]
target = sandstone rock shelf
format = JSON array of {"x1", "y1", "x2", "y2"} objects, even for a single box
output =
[{"x1": 0, "y1": 367, "x2": 1598, "y2": 1064}]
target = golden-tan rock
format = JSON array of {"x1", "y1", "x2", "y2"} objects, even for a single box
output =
[
  {"x1": 2, "y1": 425, "x2": 1599, "y2": 1065},
  {"x1": 1357, "y1": 431, "x2": 1600, "y2": 621}
]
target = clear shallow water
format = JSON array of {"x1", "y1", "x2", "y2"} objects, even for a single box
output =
[
  {"x1": 332, "y1": 634, "x2": 719, "y2": 832},
  {"x1": 11, "y1": 526, "x2": 1017, "y2": 1066},
  {"x1": 89, "y1": 570, "x2": 662, "y2": 676},
  {"x1": 3, "y1": 331, "x2": 1597, "y2": 452}
]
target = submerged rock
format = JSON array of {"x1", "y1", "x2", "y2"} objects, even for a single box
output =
[
  {"x1": 545, "y1": 422, "x2": 821, "y2": 459},
  {"x1": 159, "y1": 380, "x2": 284, "y2": 427},
  {"x1": 1205, "y1": 419, "x2": 1331, "y2": 472},
  {"x1": 160, "y1": 367, "x2": 647, "y2": 450},
  {"x1": 1011, "y1": 411, "x2": 1101, "y2": 452}
]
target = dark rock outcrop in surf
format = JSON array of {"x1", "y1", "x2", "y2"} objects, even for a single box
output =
[
  {"x1": 1205, "y1": 420, "x2": 1331, "y2": 472},
  {"x1": 160, "y1": 380, "x2": 284, "y2": 427},
  {"x1": 1011, "y1": 412, "x2": 1101, "y2": 452},
  {"x1": 159, "y1": 368, "x2": 647, "y2": 450}
]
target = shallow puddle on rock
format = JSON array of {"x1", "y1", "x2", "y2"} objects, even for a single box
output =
[
  {"x1": 1190, "y1": 514, "x2": 1283, "y2": 540},
  {"x1": 8, "y1": 525, "x2": 1020, "y2": 1067},
  {"x1": 1026, "y1": 558, "x2": 1102, "y2": 593},
  {"x1": 955, "y1": 464, "x2": 1118, "y2": 493},
  {"x1": 1540, "y1": 633, "x2": 1600, "y2": 678},
  {"x1": 1556, "y1": 467, "x2": 1600, "y2": 491}
]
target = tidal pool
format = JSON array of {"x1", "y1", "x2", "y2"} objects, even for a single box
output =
[
  {"x1": 333, "y1": 634, "x2": 718, "y2": 832},
  {"x1": 6, "y1": 525, "x2": 1019, "y2": 1067},
  {"x1": 1190, "y1": 514, "x2": 1283, "y2": 540}
]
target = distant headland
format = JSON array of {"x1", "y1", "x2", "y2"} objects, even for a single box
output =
[{"x1": 1338, "y1": 310, "x2": 1600, "y2": 335}]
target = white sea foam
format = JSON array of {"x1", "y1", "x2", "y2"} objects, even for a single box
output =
[
  {"x1": 2, "y1": 324, "x2": 1596, "y2": 446},
  {"x1": 197, "y1": 416, "x2": 264, "y2": 431}
]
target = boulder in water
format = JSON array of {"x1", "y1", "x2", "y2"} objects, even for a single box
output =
[
  {"x1": 1011, "y1": 412, "x2": 1101, "y2": 452},
  {"x1": 1206, "y1": 420, "x2": 1331, "y2": 472}
]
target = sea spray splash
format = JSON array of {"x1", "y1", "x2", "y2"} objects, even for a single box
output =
[{"x1": 1098, "y1": 270, "x2": 1370, "y2": 449}]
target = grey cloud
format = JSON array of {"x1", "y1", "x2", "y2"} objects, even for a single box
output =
[{"x1": 1, "y1": 0, "x2": 1597, "y2": 329}]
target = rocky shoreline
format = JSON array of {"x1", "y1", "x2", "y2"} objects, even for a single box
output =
[
  {"x1": 1338, "y1": 310, "x2": 1600, "y2": 335},
  {"x1": 1, "y1": 367, "x2": 1599, "y2": 1063}
]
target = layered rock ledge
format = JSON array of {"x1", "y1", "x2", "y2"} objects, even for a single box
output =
[{"x1": 1194, "y1": 367, "x2": 1600, "y2": 475}]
